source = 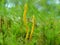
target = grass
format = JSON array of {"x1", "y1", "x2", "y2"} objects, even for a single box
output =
[{"x1": 0, "y1": 0, "x2": 60, "y2": 45}]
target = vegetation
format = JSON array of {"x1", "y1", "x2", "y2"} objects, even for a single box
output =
[{"x1": 0, "y1": 0, "x2": 60, "y2": 45}]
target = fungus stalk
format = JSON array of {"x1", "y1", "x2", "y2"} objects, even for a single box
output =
[
  {"x1": 29, "y1": 15, "x2": 35, "y2": 40},
  {"x1": 23, "y1": 3, "x2": 29, "y2": 40}
]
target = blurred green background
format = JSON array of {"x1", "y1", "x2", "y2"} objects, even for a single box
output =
[{"x1": 0, "y1": 0, "x2": 60, "y2": 45}]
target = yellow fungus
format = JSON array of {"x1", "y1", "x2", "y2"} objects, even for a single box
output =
[
  {"x1": 23, "y1": 3, "x2": 29, "y2": 40},
  {"x1": 29, "y1": 15, "x2": 35, "y2": 40}
]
